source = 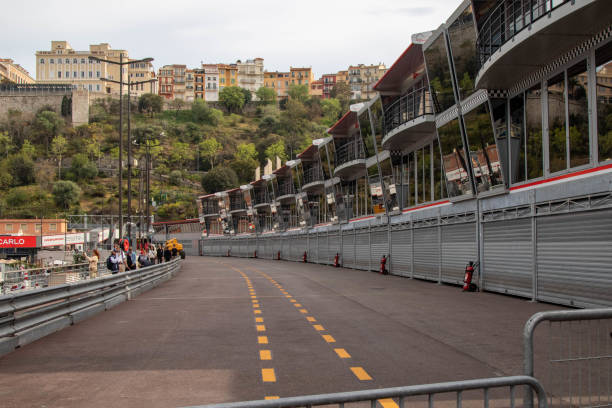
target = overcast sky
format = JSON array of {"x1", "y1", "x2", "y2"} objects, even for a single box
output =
[{"x1": 4, "y1": 0, "x2": 462, "y2": 79}]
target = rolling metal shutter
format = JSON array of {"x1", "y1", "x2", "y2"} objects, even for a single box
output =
[
  {"x1": 265, "y1": 237, "x2": 273, "y2": 259},
  {"x1": 482, "y1": 218, "x2": 533, "y2": 298},
  {"x1": 317, "y1": 232, "x2": 328, "y2": 264},
  {"x1": 537, "y1": 209, "x2": 612, "y2": 307},
  {"x1": 413, "y1": 226, "x2": 439, "y2": 281},
  {"x1": 370, "y1": 227, "x2": 388, "y2": 271},
  {"x1": 308, "y1": 232, "x2": 317, "y2": 262},
  {"x1": 342, "y1": 230, "x2": 355, "y2": 268},
  {"x1": 391, "y1": 224, "x2": 411, "y2": 277},
  {"x1": 355, "y1": 229, "x2": 370, "y2": 270},
  {"x1": 327, "y1": 231, "x2": 340, "y2": 265},
  {"x1": 441, "y1": 222, "x2": 476, "y2": 285}
]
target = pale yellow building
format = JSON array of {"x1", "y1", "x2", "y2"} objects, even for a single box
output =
[
  {"x1": 36, "y1": 41, "x2": 138, "y2": 95},
  {"x1": 0, "y1": 59, "x2": 35, "y2": 84},
  {"x1": 263, "y1": 66, "x2": 314, "y2": 99},
  {"x1": 237, "y1": 58, "x2": 264, "y2": 97},
  {"x1": 348, "y1": 63, "x2": 386, "y2": 100},
  {"x1": 128, "y1": 59, "x2": 156, "y2": 97}
]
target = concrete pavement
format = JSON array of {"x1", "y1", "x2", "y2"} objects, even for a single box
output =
[{"x1": 0, "y1": 256, "x2": 564, "y2": 407}]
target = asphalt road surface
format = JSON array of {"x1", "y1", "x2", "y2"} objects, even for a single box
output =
[{"x1": 0, "y1": 256, "x2": 565, "y2": 408}]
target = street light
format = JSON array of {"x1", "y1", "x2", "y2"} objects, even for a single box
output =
[
  {"x1": 91, "y1": 55, "x2": 153, "y2": 244},
  {"x1": 133, "y1": 130, "x2": 162, "y2": 239}
]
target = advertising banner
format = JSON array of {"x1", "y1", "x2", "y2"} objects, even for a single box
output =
[
  {"x1": 42, "y1": 233, "x2": 85, "y2": 247},
  {"x1": 0, "y1": 236, "x2": 37, "y2": 248}
]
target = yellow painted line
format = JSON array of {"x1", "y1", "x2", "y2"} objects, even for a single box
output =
[
  {"x1": 290, "y1": 299, "x2": 297, "y2": 303},
  {"x1": 253, "y1": 304, "x2": 260, "y2": 308},
  {"x1": 256, "y1": 324, "x2": 266, "y2": 332},
  {"x1": 378, "y1": 399, "x2": 399, "y2": 408},
  {"x1": 299, "y1": 309, "x2": 308, "y2": 314},
  {"x1": 261, "y1": 368, "x2": 276, "y2": 382},
  {"x1": 254, "y1": 310, "x2": 261, "y2": 314},
  {"x1": 322, "y1": 334, "x2": 336, "y2": 343},
  {"x1": 252, "y1": 300, "x2": 259, "y2": 303},
  {"x1": 350, "y1": 367, "x2": 372, "y2": 381},
  {"x1": 251, "y1": 296, "x2": 257, "y2": 299},
  {"x1": 258, "y1": 336, "x2": 268, "y2": 344},
  {"x1": 306, "y1": 316, "x2": 316, "y2": 322},
  {"x1": 259, "y1": 350, "x2": 272, "y2": 360},
  {"x1": 294, "y1": 304, "x2": 302, "y2": 307},
  {"x1": 255, "y1": 317, "x2": 264, "y2": 323},
  {"x1": 313, "y1": 324, "x2": 324, "y2": 331},
  {"x1": 334, "y1": 348, "x2": 351, "y2": 358},
  {"x1": 285, "y1": 295, "x2": 292, "y2": 298},
  {"x1": 265, "y1": 396, "x2": 279, "y2": 400}
]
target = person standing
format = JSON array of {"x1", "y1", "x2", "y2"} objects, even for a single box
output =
[
  {"x1": 84, "y1": 249, "x2": 100, "y2": 279},
  {"x1": 157, "y1": 244, "x2": 164, "y2": 264},
  {"x1": 148, "y1": 246, "x2": 156, "y2": 265},
  {"x1": 163, "y1": 245, "x2": 172, "y2": 262},
  {"x1": 114, "y1": 243, "x2": 127, "y2": 273}
]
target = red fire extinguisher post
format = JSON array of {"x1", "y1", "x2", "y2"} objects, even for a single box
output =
[
  {"x1": 379, "y1": 255, "x2": 388, "y2": 275},
  {"x1": 334, "y1": 253, "x2": 340, "y2": 267},
  {"x1": 303, "y1": 251, "x2": 307, "y2": 263},
  {"x1": 254, "y1": 250, "x2": 257, "y2": 258},
  {"x1": 463, "y1": 261, "x2": 478, "y2": 292},
  {"x1": 277, "y1": 251, "x2": 281, "y2": 260}
]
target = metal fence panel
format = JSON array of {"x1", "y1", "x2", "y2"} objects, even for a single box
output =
[
  {"x1": 308, "y1": 232, "x2": 317, "y2": 262},
  {"x1": 482, "y1": 218, "x2": 533, "y2": 298},
  {"x1": 317, "y1": 232, "x2": 328, "y2": 265},
  {"x1": 441, "y1": 222, "x2": 476, "y2": 285},
  {"x1": 391, "y1": 225, "x2": 412, "y2": 277},
  {"x1": 327, "y1": 232, "x2": 340, "y2": 265},
  {"x1": 342, "y1": 231, "x2": 355, "y2": 269},
  {"x1": 355, "y1": 229, "x2": 370, "y2": 270},
  {"x1": 370, "y1": 227, "x2": 388, "y2": 270},
  {"x1": 413, "y1": 226, "x2": 439, "y2": 281},
  {"x1": 537, "y1": 209, "x2": 612, "y2": 307}
]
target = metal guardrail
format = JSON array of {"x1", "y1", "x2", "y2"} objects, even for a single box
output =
[
  {"x1": 335, "y1": 138, "x2": 366, "y2": 167},
  {"x1": 186, "y1": 375, "x2": 547, "y2": 408},
  {"x1": 476, "y1": 0, "x2": 569, "y2": 70},
  {"x1": 383, "y1": 87, "x2": 433, "y2": 136},
  {"x1": 1, "y1": 262, "x2": 95, "y2": 293},
  {"x1": 524, "y1": 308, "x2": 612, "y2": 408},
  {"x1": 0, "y1": 258, "x2": 181, "y2": 356}
]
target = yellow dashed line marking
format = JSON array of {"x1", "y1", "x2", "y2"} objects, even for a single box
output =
[
  {"x1": 253, "y1": 304, "x2": 260, "y2": 308},
  {"x1": 322, "y1": 334, "x2": 336, "y2": 343},
  {"x1": 306, "y1": 316, "x2": 316, "y2": 322},
  {"x1": 254, "y1": 310, "x2": 261, "y2": 314},
  {"x1": 313, "y1": 324, "x2": 324, "y2": 331},
  {"x1": 251, "y1": 296, "x2": 257, "y2": 299},
  {"x1": 252, "y1": 300, "x2": 259, "y2": 303},
  {"x1": 350, "y1": 367, "x2": 372, "y2": 381},
  {"x1": 255, "y1": 317, "x2": 264, "y2": 323},
  {"x1": 256, "y1": 324, "x2": 266, "y2": 332},
  {"x1": 265, "y1": 396, "x2": 279, "y2": 400},
  {"x1": 258, "y1": 336, "x2": 268, "y2": 344},
  {"x1": 261, "y1": 368, "x2": 276, "y2": 382},
  {"x1": 334, "y1": 348, "x2": 351, "y2": 358},
  {"x1": 299, "y1": 309, "x2": 308, "y2": 313},
  {"x1": 378, "y1": 399, "x2": 399, "y2": 408},
  {"x1": 259, "y1": 350, "x2": 272, "y2": 360},
  {"x1": 285, "y1": 295, "x2": 292, "y2": 298},
  {"x1": 294, "y1": 304, "x2": 302, "y2": 307},
  {"x1": 290, "y1": 299, "x2": 297, "y2": 303}
]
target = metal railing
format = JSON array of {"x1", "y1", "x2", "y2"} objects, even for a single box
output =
[
  {"x1": 476, "y1": 0, "x2": 570, "y2": 69},
  {"x1": 187, "y1": 376, "x2": 547, "y2": 408},
  {"x1": 335, "y1": 139, "x2": 366, "y2": 167},
  {"x1": 0, "y1": 84, "x2": 76, "y2": 95},
  {"x1": 253, "y1": 190, "x2": 268, "y2": 206},
  {"x1": 303, "y1": 165, "x2": 323, "y2": 186},
  {"x1": 0, "y1": 258, "x2": 181, "y2": 357},
  {"x1": 229, "y1": 196, "x2": 245, "y2": 212},
  {"x1": 524, "y1": 308, "x2": 612, "y2": 408},
  {"x1": 383, "y1": 87, "x2": 433, "y2": 136},
  {"x1": 1, "y1": 262, "x2": 93, "y2": 294},
  {"x1": 276, "y1": 181, "x2": 295, "y2": 197}
]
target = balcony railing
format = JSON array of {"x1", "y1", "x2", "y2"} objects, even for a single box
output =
[
  {"x1": 303, "y1": 166, "x2": 323, "y2": 185},
  {"x1": 277, "y1": 181, "x2": 295, "y2": 197},
  {"x1": 254, "y1": 190, "x2": 268, "y2": 205},
  {"x1": 202, "y1": 203, "x2": 219, "y2": 215},
  {"x1": 229, "y1": 197, "x2": 244, "y2": 212},
  {"x1": 476, "y1": 0, "x2": 569, "y2": 70},
  {"x1": 335, "y1": 139, "x2": 366, "y2": 167},
  {"x1": 383, "y1": 87, "x2": 433, "y2": 135}
]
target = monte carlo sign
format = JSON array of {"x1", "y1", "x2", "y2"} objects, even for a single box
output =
[{"x1": 0, "y1": 236, "x2": 37, "y2": 248}]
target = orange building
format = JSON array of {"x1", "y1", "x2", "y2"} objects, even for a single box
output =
[
  {"x1": 0, "y1": 219, "x2": 67, "y2": 236},
  {"x1": 264, "y1": 66, "x2": 314, "y2": 99},
  {"x1": 217, "y1": 64, "x2": 238, "y2": 91}
]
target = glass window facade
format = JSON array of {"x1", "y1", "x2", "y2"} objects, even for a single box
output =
[
  {"x1": 448, "y1": 4, "x2": 478, "y2": 101},
  {"x1": 439, "y1": 118, "x2": 472, "y2": 198},
  {"x1": 567, "y1": 60, "x2": 589, "y2": 168},
  {"x1": 526, "y1": 85, "x2": 544, "y2": 180},
  {"x1": 424, "y1": 32, "x2": 456, "y2": 113},
  {"x1": 596, "y1": 42, "x2": 612, "y2": 163},
  {"x1": 369, "y1": 98, "x2": 384, "y2": 151},
  {"x1": 358, "y1": 109, "x2": 375, "y2": 157},
  {"x1": 547, "y1": 72, "x2": 567, "y2": 173}
]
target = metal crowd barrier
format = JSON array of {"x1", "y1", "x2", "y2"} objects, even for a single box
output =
[
  {"x1": 186, "y1": 375, "x2": 547, "y2": 408},
  {"x1": 0, "y1": 258, "x2": 181, "y2": 357},
  {"x1": 524, "y1": 308, "x2": 612, "y2": 408}
]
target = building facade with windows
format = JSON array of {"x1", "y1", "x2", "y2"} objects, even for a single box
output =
[
  {"x1": 348, "y1": 63, "x2": 387, "y2": 100},
  {"x1": 218, "y1": 64, "x2": 238, "y2": 91},
  {"x1": 203, "y1": 64, "x2": 219, "y2": 102},
  {"x1": 321, "y1": 74, "x2": 336, "y2": 99},
  {"x1": 157, "y1": 64, "x2": 186, "y2": 100},
  {"x1": 236, "y1": 58, "x2": 264, "y2": 97},
  {"x1": 0, "y1": 219, "x2": 66, "y2": 236},
  {"x1": 0, "y1": 59, "x2": 35, "y2": 84},
  {"x1": 128, "y1": 59, "x2": 156, "y2": 97},
  {"x1": 35, "y1": 41, "x2": 133, "y2": 94}
]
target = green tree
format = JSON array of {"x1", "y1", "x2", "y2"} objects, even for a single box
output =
[
  {"x1": 288, "y1": 84, "x2": 309, "y2": 102},
  {"x1": 52, "y1": 180, "x2": 81, "y2": 209},
  {"x1": 320, "y1": 98, "x2": 342, "y2": 126},
  {"x1": 201, "y1": 165, "x2": 239, "y2": 193},
  {"x1": 169, "y1": 170, "x2": 183, "y2": 186},
  {"x1": 219, "y1": 86, "x2": 246, "y2": 113},
  {"x1": 199, "y1": 138, "x2": 223, "y2": 169},
  {"x1": 5, "y1": 153, "x2": 35, "y2": 186},
  {"x1": 265, "y1": 140, "x2": 287, "y2": 162},
  {"x1": 51, "y1": 135, "x2": 68, "y2": 179},
  {"x1": 256, "y1": 87, "x2": 276, "y2": 105},
  {"x1": 0, "y1": 131, "x2": 12, "y2": 158},
  {"x1": 138, "y1": 93, "x2": 163, "y2": 115},
  {"x1": 34, "y1": 110, "x2": 64, "y2": 154},
  {"x1": 329, "y1": 81, "x2": 351, "y2": 110},
  {"x1": 20, "y1": 140, "x2": 36, "y2": 157},
  {"x1": 230, "y1": 158, "x2": 258, "y2": 184},
  {"x1": 68, "y1": 153, "x2": 98, "y2": 181},
  {"x1": 241, "y1": 88, "x2": 252, "y2": 105},
  {"x1": 61, "y1": 96, "x2": 72, "y2": 117},
  {"x1": 191, "y1": 100, "x2": 217, "y2": 125},
  {"x1": 235, "y1": 142, "x2": 258, "y2": 161}
]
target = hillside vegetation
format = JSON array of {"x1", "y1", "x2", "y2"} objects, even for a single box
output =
[{"x1": 0, "y1": 84, "x2": 350, "y2": 222}]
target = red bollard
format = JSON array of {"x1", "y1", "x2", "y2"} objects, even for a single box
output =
[
  {"x1": 334, "y1": 253, "x2": 340, "y2": 267},
  {"x1": 277, "y1": 251, "x2": 281, "y2": 260},
  {"x1": 379, "y1": 255, "x2": 388, "y2": 274},
  {"x1": 303, "y1": 251, "x2": 307, "y2": 263},
  {"x1": 254, "y1": 250, "x2": 257, "y2": 258},
  {"x1": 463, "y1": 262, "x2": 475, "y2": 291}
]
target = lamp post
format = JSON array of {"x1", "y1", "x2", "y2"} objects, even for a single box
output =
[
  {"x1": 91, "y1": 55, "x2": 153, "y2": 244},
  {"x1": 133, "y1": 130, "x2": 162, "y2": 240}
]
